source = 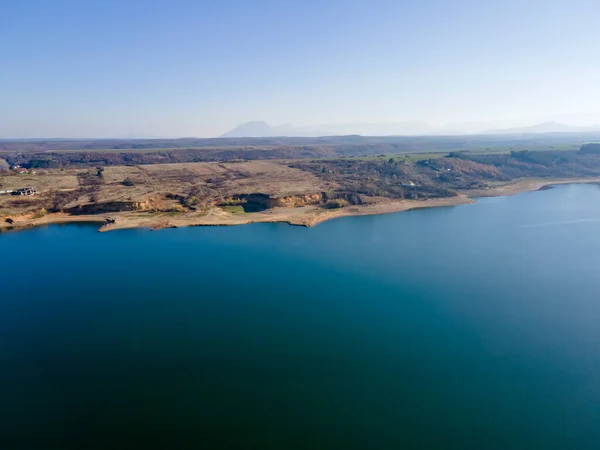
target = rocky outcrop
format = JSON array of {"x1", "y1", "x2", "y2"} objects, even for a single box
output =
[
  {"x1": 219, "y1": 193, "x2": 323, "y2": 210},
  {"x1": 66, "y1": 196, "x2": 179, "y2": 215},
  {"x1": 269, "y1": 193, "x2": 324, "y2": 207},
  {"x1": 217, "y1": 191, "x2": 366, "y2": 214},
  {"x1": 62, "y1": 191, "x2": 362, "y2": 217},
  {"x1": 220, "y1": 192, "x2": 361, "y2": 210},
  {"x1": 66, "y1": 202, "x2": 138, "y2": 215}
]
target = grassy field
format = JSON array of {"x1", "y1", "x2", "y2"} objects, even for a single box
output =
[
  {"x1": 220, "y1": 205, "x2": 246, "y2": 214},
  {"x1": 296, "y1": 143, "x2": 583, "y2": 164},
  {"x1": 461, "y1": 144, "x2": 581, "y2": 155}
]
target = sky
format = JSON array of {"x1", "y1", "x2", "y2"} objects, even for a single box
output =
[{"x1": 2, "y1": 0, "x2": 600, "y2": 138}]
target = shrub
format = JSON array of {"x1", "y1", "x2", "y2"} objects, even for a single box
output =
[
  {"x1": 185, "y1": 196, "x2": 200, "y2": 207},
  {"x1": 33, "y1": 208, "x2": 48, "y2": 218},
  {"x1": 323, "y1": 199, "x2": 348, "y2": 209}
]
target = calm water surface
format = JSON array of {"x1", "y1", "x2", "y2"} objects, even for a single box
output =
[{"x1": 2, "y1": 184, "x2": 600, "y2": 449}]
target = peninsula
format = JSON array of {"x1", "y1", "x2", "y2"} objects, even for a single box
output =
[{"x1": 2, "y1": 138, "x2": 600, "y2": 233}]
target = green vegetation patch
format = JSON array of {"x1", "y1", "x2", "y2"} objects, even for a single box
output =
[
  {"x1": 323, "y1": 199, "x2": 349, "y2": 209},
  {"x1": 221, "y1": 205, "x2": 246, "y2": 214}
]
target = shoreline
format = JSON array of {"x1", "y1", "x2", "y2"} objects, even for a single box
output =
[
  {"x1": 462, "y1": 177, "x2": 600, "y2": 198},
  {"x1": 2, "y1": 177, "x2": 600, "y2": 234}
]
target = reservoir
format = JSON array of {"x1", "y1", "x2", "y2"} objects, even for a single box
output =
[{"x1": 2, "y1": 184, "x2": 600, "y2": 449}]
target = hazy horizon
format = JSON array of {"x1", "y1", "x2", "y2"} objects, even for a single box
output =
[
  {"x1": 3, "y1": 0, "x2": 600, "y2": 138},
  {"x1": 5, "y1": 115, "x2": 600, "y2": 140}
]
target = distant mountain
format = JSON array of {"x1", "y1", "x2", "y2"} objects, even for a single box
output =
[
  {"x1": 222, "y1": 120, "x2": 600, "y2": 138},
  {"x1": 221, "y1": 121, "x2": 281, "y2": 138},
  {"x1": 221, "y1": 121, "x2": 345, "y2": 138},
  {"x1": 221, "y1": 121, "x2": 440, "y2": 138},
  {"x1": 485, "y1": 121, "x2": 600, "y2": 134}
]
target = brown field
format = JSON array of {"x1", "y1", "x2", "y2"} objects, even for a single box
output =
[
  {"x1": 0, "y1": 160, "x2": 334, "y2": 211},
  {"x1": 0, "y1": 160, "x2": 337, "y2": 222},
  {"x1": 0, "y1": 169, "x2": 79, "y2": 192},
  {"x1": 136, "y1": 160, "x2": 336, "y2": 197}
]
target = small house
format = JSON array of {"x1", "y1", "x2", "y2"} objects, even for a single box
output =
[{"x1": 15, "y1": 187, "x2": 37, "y2": 196}]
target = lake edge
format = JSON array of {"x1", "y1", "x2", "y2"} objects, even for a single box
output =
[{"x1": 2, "y1": 177, "x2": 600, "y2": 235}]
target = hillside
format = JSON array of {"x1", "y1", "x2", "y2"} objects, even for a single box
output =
[{"x1": 3, "y1": 145, "x2": 600, "y2": 233}]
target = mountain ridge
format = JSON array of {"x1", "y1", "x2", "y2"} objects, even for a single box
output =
[
  {"x1": 222, "y1": 120, "x2": 600, "y2": 138},
  {"x1": 484, "y1": 121, "x2": 600, "y2": 134}
]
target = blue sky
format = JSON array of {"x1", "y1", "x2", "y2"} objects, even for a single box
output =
[{"x1": 2, "y1": 0, "x2": 600, "y2": 137}]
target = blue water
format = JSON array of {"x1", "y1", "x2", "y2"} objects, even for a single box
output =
[{"x1": 2, "y1": 184, "x2": 600, "y2": 449}]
